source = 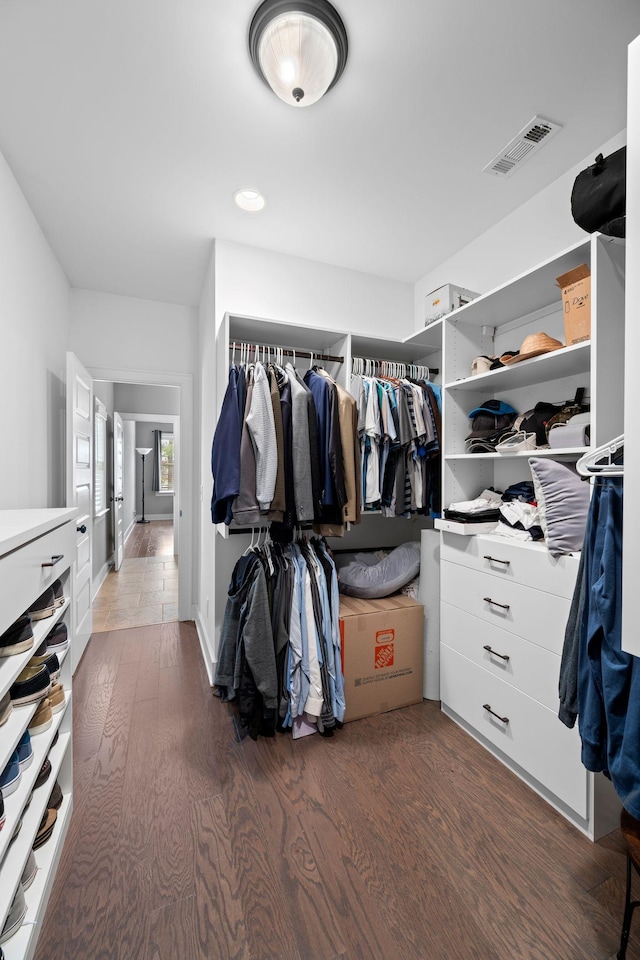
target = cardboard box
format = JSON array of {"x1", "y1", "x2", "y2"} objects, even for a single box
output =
[
  {"x1": 339, "y1": 595, "x2": 424, "y2": 722},
  {"x1": 425, "y1": 283, "x2": 479, "y2": 325},
  {"x1": 556, "y1": 264, "x2": 591, "y2": 345}
]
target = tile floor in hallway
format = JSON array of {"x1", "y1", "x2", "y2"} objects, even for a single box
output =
[{"x1": 92, "y1": 520, "x2": 178, "y2": 632}]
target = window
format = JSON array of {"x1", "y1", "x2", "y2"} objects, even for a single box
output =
[
  {"x1": 158, "y1": 431, "x2": 174, "y2": 494},
  {"x1": 94, "y1": 399, "x2": 108, "y2": 515}
]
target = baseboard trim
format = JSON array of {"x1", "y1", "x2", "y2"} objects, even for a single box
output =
[
  {"x1": 92, "y1": 559, "x2": 113, "y2": 601},
  {"x1": 134, "y1": 514, "x2": 173, "y2": 522},
  {"x1": 124, "y1": 520, "x2": 136, "y2": 544},
  {"x1": 194, "y1": 608, "x2": 216, "y2": 687}
]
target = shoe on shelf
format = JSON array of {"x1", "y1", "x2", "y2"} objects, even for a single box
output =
[
  {"x1": 0, "y1": 752, "x2": 21, "y2": 798},
  {"x1": 28, "y1": 650, "x2": 60, "y2": 682},
  {"x1": 34, "y1": 756, "x2": 52, "y2": 789},
  {"x1": 48, "y1": 780, "x2": 63, "y2": 811},
  {"x1": 28, "y1": 698, "x2": 53, "y2": 736},
  {"x1": 0, "y1": 692, "x2": 12, "y2": 727},
  {"x1": 46, "y1": 621, "x2": 68, "y2": 653},
  {"x1": 0, "y1": 789, "x2": 4, "y2": 831},
  {"x1": 10, "y1": 663, "x2": 51, "y2": 705},
  {"x1": 26, "y1": 586, "x2": 56, "y2": 621},
  {"x1": 32, "y1": 807, "x2": 57, "y2": 849},
  {"x1": 0, "y1": 884, "x2": 27, "y2": 944},
  {"x1": 16, "y1": 730, "x2": 33, "y2": 771},
  {"x1": 20, "y1": 851, "x2": 37, "y2": 890},
  {"x1": 52, "y1": 578, "x2": 65, "y2": 608},
  {"x1": 49, "y1": 683, "x2": 65, "y2": 715},
  {"x1": 0, "y1": 614, "x2": 34, "y2": 657}
]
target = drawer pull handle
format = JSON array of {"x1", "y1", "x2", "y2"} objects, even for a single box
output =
[
  {"x1": 483, "y1": 555, "x2": 510, "y2": 566},
  {"x1": 483, "y1": 703, "x2": 509, "y2": 724},
  {"x1": 483, "y1": 644, "x2": 510, "y2": 662},
  {"x1": 41, "y1": 554, "x2": 64, "y2": 568},
  {"x1": 483, "y1": 597, "x2": 510, "y2": 611},
  {"x1": 77, "y1": 524, "x2": 87, "y2": 534}
]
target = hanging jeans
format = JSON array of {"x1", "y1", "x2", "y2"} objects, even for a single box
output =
[{"x1": 578, "y1": 478, "x2": 640, "y2": 817}]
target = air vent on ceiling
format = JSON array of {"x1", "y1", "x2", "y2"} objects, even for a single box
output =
[{"x1": 482, "y1": 116, "x2": 562, "y2": 178}]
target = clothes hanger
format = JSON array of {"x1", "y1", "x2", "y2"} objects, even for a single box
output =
[
  {"x1": 243, "y1": 527, "x2": 256, "y2": 556},
  {"x1": 576, "y1": 434, "x2": 624, "y2": 477}
]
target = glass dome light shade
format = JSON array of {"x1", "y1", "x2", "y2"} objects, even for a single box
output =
[
  {"x1": 258, "y1": 12, "x2": 338, "y2": 107},
  {"x1": 249, "y1": 0, "x2": 348, "y2": 108}
]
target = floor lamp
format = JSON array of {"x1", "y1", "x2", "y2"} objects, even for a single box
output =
[{"x1": 136, "y1": 447, "x2": 152, "y2": 524}]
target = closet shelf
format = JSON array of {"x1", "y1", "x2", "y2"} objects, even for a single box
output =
[
  {"x1": 354, "y1": 330, "x2": 441, "y2": 362},
  {"x1": 444, "y1": 447, "x2": 587, "y2": 461},
  {"x1": 439, "y1": 237, "x2": 590, "y2": 332},
  {"x1": 444, "y1": 341, "x2": 590, "y2": 392}
]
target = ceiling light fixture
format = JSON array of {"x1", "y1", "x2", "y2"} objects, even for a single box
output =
[
  {"x1": 248, "y1": 0, "x2": 348, "y2": 108},
  {"x1": 234, "y1": 188, "x2": 266, "y2": 212}
]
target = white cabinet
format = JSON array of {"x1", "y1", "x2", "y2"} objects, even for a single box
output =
[
  {"x1": 436, "y1": 236, "x2": 625, "y2": 839},
  {"x1": 0, "y1": 509, "x2": 76, "y2": 960}
]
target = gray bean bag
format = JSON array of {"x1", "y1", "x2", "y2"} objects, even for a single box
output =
[{"x1": 335, "y1": 542, "x2": 421, "y2": 599}]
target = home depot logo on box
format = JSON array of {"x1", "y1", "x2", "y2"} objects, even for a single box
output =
[{"x1": 375, "y1": 629, "x2": 395, "y2": 669}]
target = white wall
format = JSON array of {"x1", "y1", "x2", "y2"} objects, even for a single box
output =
[
  {"x1": 215, "y1": 240, "x2": 414, "y2": 340},
  {"x1": 0, "y1": 149, "x2": 69, "y2": 508},
  {"x1": 114, "y1": 382, "x2": 179, "y2": 416},
  {"x1": 70, "y1": 289, "x2": 197, "y2": 375},
  {"x1": 414, "y1": 130, "x2": 627, "y2": 330},
  {"x1": 196, "y1": 242, "x2": 216, "y2": 679}
]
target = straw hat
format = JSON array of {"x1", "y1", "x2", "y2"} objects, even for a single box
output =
[{"x1": 503, "y1": 332, "x2": 564, "y2": 364}]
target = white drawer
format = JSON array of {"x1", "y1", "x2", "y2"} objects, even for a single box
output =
[
  {"x1": 441, "y1": 601, "x2": 561, "y2": 711},
  {"x1": 0, "y1": 520, "x2": 75, "y2": 632},
  {"x1": 441, "y1": 531, "x2": 579, "y2": 599},
  {"x1": 440, "y1": 644, "x2": 587, "y2": 816},
  {"x1": 441, "y1": 560, "x2": 570, "y2": 656}
]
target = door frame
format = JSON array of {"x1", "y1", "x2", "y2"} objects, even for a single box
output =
[
  {"x1": 112, "y1": 411, "x2": 125, "y2": 571},
  {"x1": 87, "y1": 366, "x2": 194, "y2": 623}
]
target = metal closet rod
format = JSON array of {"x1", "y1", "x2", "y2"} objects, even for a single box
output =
[
  {"x1": 351, "y1": 355, "x2": 439, "y2": 376},
  {"x1": 229, "y1": 339, "x2": 343, "y2": 364}
]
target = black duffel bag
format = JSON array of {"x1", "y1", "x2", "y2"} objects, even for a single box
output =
[{"x1": 570, "y1": 146, "x2": 626, "y2": 238}]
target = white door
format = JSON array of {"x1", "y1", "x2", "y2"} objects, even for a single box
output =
[
  {"x1": 113, "y1": 412, "x2": 125, "y2": 571},
  {"x1": 66, "y1": 352, "x2": 93, "y2": 673}
]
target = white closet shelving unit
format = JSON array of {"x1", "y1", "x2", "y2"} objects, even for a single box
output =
[
  {"x1": 436, "y1": 233, "x2": 625, "y2": 839},
  {"x1": 211, "y1": 312, "x2": 440, "y2": 682},
  {"x1": 0, "y1": 509, "x2": 76, "y2": 960}
]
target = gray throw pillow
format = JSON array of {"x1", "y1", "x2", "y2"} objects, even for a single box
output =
[{"x1": 528, "y1": 458, "x2": 590, "y2": 557}]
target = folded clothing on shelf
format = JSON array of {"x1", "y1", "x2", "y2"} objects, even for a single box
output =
[{"x1": 444, "y1": 488, "x2": 503, "y2": 523}]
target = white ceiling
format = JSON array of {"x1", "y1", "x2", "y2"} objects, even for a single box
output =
[{"x1": 0, "y1": 0, "x2": 639, "y2": 306}]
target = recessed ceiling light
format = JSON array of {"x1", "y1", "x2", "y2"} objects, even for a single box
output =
[{"x1": 234, "y1": 188, "x2": 266, "y2": 212}]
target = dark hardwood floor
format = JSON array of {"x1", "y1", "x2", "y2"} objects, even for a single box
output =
[
  {"x1": 124, "y1": 518, "x2": 174, "y2": 559},
  {"x1": 34, "y1": 621, "x2": 639, "y2": 960}
]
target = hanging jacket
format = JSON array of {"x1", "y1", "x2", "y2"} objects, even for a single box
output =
[
  {"x1": 286, "y1": 362, "x2": 314, "y2": 522},
  {"x1": 246, "y1": 362, "x2": 278, "y2": 512},
  {"x1": 211, "y1": 365, "x2": 242, "y2": 524}
]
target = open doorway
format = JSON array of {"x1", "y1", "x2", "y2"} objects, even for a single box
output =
[{"x1": 89, "y1": 377, "x2": 189, "y2": 633}]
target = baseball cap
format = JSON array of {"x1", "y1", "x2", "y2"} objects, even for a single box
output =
[{"x1": 468, "y1": 399, "x2": 518, "y2": 419}]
